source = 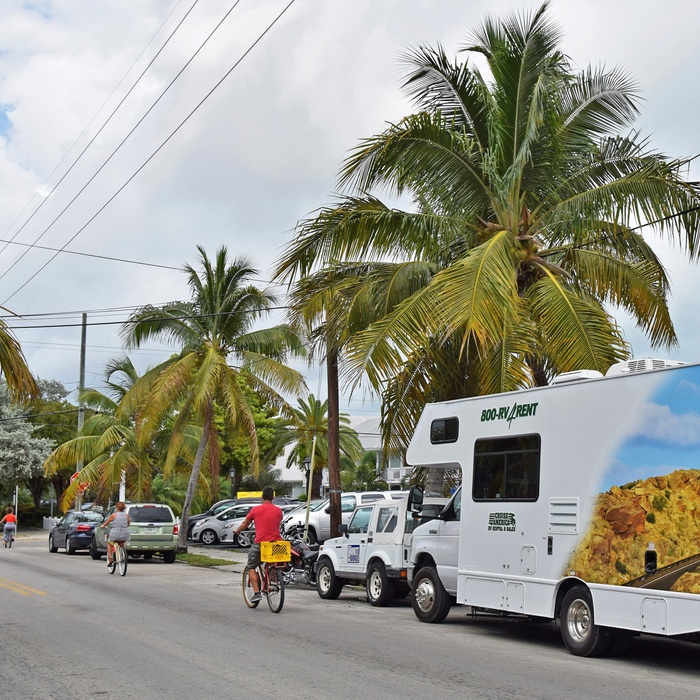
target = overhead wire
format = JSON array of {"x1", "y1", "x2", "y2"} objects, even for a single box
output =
[
  {"x1": 2, "y1": 0, "x2": 298, "y2": 306},
  {"x1": 0, "y1": 0, "x2": 193, "y2": 261},
  {"x1": 0, "y1": 0, "x2": 200, "y2": 276},
  {"x1": 1, "y1": 0, "x2": 244, "y2": 300}
]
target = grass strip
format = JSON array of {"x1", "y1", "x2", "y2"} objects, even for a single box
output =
[{"x1": 177, "y1": 552, "x2": 239, "y2": 568}]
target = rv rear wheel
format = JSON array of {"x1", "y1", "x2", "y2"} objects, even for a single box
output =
[
  {"x1": 411, "y1": 566, "x2": 451, "y2": 623},
  {"x1": 559, "y1": 586, "x2": 612, "y2": 657}
]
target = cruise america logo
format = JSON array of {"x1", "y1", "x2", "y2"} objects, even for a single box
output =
[{"x1": 480, "y1": 401, "x2": 538, "y2": 428}]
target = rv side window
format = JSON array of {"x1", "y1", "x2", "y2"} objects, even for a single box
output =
[
  {"x1": 472, "y1": 434, "x2": 540, "y2": 502},
  {"x1": 430, "y1": 417, "x2": 459, "y2": 444}
]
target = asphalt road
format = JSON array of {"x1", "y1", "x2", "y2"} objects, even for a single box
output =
[{"x1": 1, "y1": 536, "x2": 699, "y2": 700}]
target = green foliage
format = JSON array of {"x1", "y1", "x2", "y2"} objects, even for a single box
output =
[
  {"x1": 342, "y1": 451, "x2": 385, "y2": 491},
  {"x1": 652, "y1": 494, "x2": 667, "y2": 512},
  {"x1": 645, "y1": 512, "x2": 656, "y2": 524},
  {"x1": 274, "y1": 3, "x2": 700, "y2": 458},
  {"x1": 615, "y1": 559, "x2": 628, "y2": 575}
]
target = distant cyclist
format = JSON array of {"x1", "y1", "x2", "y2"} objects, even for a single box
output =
[
  {"x1": 1, "y1": 507, "x2": 16, "y2": 548},
  {"x1": 100, "y1": 502, "x2": 131, "y2": 566},
  {"x1": 234, "y1": 486, "x2": 283, "y2": 603}
]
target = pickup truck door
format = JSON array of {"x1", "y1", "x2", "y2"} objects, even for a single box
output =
[{"x1": 341, "y1": 506, "x2": 374, "y2": 575}]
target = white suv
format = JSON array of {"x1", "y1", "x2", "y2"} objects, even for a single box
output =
[{"x1": 281, "y1": 491, "x2": 387, "y2": 544}]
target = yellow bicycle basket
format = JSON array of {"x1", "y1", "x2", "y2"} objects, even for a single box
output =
[{"x1": 260, "y1": 540, "x2": 291, "y2": 563}]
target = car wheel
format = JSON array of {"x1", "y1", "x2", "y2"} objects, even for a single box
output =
[
  {"x1": 200, "y1": 529, "x2": 219, "y2": 546},
  {"x1": 49, "y1": 534, "x2": 58, "y2": 553},
  {"x1": 306, "y1": 528, "x2": 318, "y2": 546},
  {"x1": 162, "y1": 551, "x2": 176, "y2": 564},
  {"x1": 316, "y1": 558, "x2": 343, "y2": 600},
  {"x1": 366, "y1": 561, "x2": 396, "y2": 607},
  {"x1": 89, "y1": 536, "x2": 102, "y2": 560},
  {"x1": 65, "y1": 537, "x2": 76, "y2": 555},
  {"x1": 237, "y1": 531, "x2": 253, "y2": 548},
  {"x1": 411, "y1": 566, "x2": 451, "y2": 623},
  {"x1": 559, "y1": 585, "x2": 613, "y2": 657}
]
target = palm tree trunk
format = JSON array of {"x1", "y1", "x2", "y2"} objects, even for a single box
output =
[
  {"x1": 327, "y1": 348, "x2": 341, "y2": 538},
  {"x1": 425, "y1": 468, "x2": 445, "y2": 497},
  {"x1": 178, "y1": 404, "x2": 212, "y2": 550}
]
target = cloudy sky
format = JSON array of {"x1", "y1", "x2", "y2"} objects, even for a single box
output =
[{"x1": 0, "y1": 0, "x2": 698, "y2": 417}]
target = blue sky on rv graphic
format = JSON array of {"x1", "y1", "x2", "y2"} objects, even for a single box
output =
[{"x1": 603, "y1": 365, "x2": 700, "y2": 491}]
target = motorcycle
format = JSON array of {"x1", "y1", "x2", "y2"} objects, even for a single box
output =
[{"x1": 282, "y1": 524, "x2": 319, "y2": 586}]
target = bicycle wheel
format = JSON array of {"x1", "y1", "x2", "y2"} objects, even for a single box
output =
[
  {"x1": 266, "y1": 565, "x2": 285, "y2": 613},
  {"x1": 117, "y1": 544, "x2": 127, "y2": 576},
  {"x1": 242, "y1": 566, "x2": 260, "y2": 608}
]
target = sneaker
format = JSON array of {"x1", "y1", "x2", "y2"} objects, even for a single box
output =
[{"x1": 249, "y1": 592, "x2": 262, "y2": 603}]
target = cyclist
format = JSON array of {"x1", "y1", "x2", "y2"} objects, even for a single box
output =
[
  {"x1": 234, "y1": 486, "x2": 283, "y2": 603},
  {"x1": 100, "y1": 502, "x2": 131, "y2": 566},
  {"x1": 1, "y1": 507, "x2": 16, "y2": 547}
]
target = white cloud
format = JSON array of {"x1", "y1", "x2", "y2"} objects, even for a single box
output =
[{"x1": 631, "y1": 402, "x2": 700, "y2": 447}]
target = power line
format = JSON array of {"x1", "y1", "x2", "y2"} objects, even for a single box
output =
[
  {"x1": 2, "y1": 0, "x2": 245, "y2": 302},
  {"x1": 0, "y1": 0, "x2": 193, "y2": 262},
  {"x1": 0, "y1": 0, "x2": 201, "y2": 279},
  {"x1": 2, "y1": 0, "x2": 296, "y2": 307}
]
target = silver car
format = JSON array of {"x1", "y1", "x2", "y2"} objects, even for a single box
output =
[{"x1": 190, "y1": 503, "x2": 256, "y2": 545}]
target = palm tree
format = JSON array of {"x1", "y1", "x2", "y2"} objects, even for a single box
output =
[
  {"x1": 121, "y1": 246, "x2": 306, "y2": 550},
  {"x1": 0, "y1": 312, "x2": 38, "y2": 405},
  {"x1": 43, "y1": 357, "x2": 169, "y2": 510},
  {"x1": 275, "y1": 3, "x2": 700, "y2": 460},
  {"x1": 279, "y1": 393, "x2": 363, "y2": 498}
]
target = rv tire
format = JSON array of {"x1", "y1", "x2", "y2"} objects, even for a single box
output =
[
  {"x1": 560, "y1": 585, "x2": 613, "y2": 657},
  {"x1": 411, "y1": 566, "x2": 451, "y2": 623}
]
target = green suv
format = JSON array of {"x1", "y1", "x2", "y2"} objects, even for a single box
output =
[{"x1": 90, "y1": 502, "x2": 178, "y2": 563}]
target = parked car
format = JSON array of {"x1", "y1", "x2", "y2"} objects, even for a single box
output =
[
  {"x1": 220, "y1": 503, "x2": 304, "y2": 547},
  {"x1": 190, "y1": 503, "x2": 257, "y2": 545},
  {"x1": 281, "y1": 492, "x2": 388, "y2": 544},
  {"x1": 187, "y1": 496, "x2": 299, "y2": 538},
  {"x1": 49, "y1": 510, "x2": 104, "y2": 554},
  {"x1": 90, "y1": 502, "x2": 178, "y2": 563}
]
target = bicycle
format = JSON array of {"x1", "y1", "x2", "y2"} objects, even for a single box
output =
[
  {"x1": 242, "y1": 540, "x2": 289, "y2": 613},
  {"x1": 2, "y1": 525, "x2": 15, "y2": 548},
  {"x1": 107, "y1": 541, "x2": 128, "y2": 576}
]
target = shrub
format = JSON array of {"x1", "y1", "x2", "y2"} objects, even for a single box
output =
[{"x1": 646, "y1": 512, "x2": 656, "y2": 524}]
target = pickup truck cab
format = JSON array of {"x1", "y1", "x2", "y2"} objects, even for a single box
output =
[{"x1": 315, "y1": 491, "x2": 447, "y2": 606}]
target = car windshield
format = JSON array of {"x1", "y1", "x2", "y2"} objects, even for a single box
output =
[{"x1": 129, "y1": 506, "x2": 173, "y2": 523}]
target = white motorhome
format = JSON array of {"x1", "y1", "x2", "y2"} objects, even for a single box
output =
[{"x1": 406, "y1": 358, "x2": 700, "y2": 656}]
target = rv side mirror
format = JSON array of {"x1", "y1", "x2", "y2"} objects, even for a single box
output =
[
  {"x1": 339, "y1": 524, "x2": 348, "y2": 537},
  {"x1": 408, "y1": 485, "x2": 424, "y2": 512}
]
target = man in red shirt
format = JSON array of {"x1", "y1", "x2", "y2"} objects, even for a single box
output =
[{"x1": 234, "y1": 486, "x2": 283, "y2": 603}]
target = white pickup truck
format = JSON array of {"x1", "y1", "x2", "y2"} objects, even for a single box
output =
[{"x1": 315, "y1": 492, "x2": 447, "y2": 606}]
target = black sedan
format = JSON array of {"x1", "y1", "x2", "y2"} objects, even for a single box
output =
[{"x1": 49, "y1": 511, "x2": 103, "y2": 554}]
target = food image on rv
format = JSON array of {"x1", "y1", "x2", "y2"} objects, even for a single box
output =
[{"x1": 563, "y1": 369, "x2": 700, "y2": 593}]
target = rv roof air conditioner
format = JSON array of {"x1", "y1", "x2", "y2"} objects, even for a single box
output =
[
  {"x1": 605, "y1": 358, "x2": 686, "y2": 377},
  {"x1": 551, "y1": 369, "x2": 604, "y2": 385}
]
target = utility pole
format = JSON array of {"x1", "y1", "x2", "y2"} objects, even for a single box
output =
[{"x1": 76, "y1": 313, "x2": 87, "y2": 510}]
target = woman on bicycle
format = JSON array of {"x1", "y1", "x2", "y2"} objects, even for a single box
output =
[
  {"x1": 1, "y1": 507, "x2": 16, "y2": 547},
  {"x1": 100, "y1": 502, "x2": 130, "y2": 565},
  {"x1": 234, "y1": 486, "x2": 283, "y2": 603}
]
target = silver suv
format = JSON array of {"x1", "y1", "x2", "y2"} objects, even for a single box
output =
[
  {"x1": 90, "y1": 502, "x2": 178, "y2": 563},
  {"x1": 281, "y1": 491, "x2": 387, "y2": 544}
]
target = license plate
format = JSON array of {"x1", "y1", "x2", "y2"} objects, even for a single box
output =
[{"x1": 143, "y1": 527, "x2": 157, "y2": 534}]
